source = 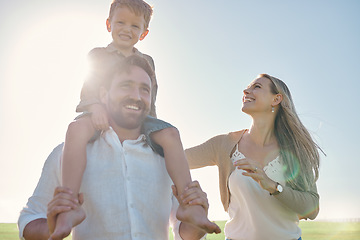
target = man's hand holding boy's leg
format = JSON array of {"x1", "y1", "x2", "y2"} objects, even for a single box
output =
[
  {"x1": 172, "y1": 181, "x2": 221, "y2": 238},
  {"x1": 48, "y1": 187, "x2": 85, "y2": 240}
]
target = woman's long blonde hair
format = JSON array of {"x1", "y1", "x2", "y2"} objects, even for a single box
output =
[{"x1": 260, "y1": 74, "x2": 321, "y2": 191}]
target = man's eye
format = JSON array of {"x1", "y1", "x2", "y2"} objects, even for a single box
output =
[{"x1": 142, "y1": 88, "x2": 150, "y2": 93}]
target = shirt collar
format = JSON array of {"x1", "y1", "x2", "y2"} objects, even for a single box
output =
[
  {"x1": 104, "y1": 127, "x2": 147, "y2": 144},
  {"x1": 105, "y1": 42, "x2": 141, "y2": 56}
]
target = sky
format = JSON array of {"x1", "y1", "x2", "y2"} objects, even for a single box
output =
[{"x1": 1, "y1": 0, "x2": 360, "y2": 223}]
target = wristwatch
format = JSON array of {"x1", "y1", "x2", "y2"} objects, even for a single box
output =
[{"x1": 270, "y1": 182, "x2": 283, "y2": 195}]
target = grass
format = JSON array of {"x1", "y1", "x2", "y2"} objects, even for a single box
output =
[
  {"x1": 2, "y1": 221, "x2": 359, "y2": 240},
  {"x1": 0, "y1": 223, "x2": 71, "y2": 240},
  {"x1": 299, "y1": 221, "x2": 360, "y2": 240}
]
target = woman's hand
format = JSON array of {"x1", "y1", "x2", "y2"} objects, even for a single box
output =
[{"x1": 233, "y1": 158, "x2": 277, "y2": 193}]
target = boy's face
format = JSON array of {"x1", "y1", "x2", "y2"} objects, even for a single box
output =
[{"x1": 106, "y1": 7, "x2": 149, "y2": 53}]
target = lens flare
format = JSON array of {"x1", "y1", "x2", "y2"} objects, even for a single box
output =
[{"x1": 282, "y1": 151, "x2": 301, "y2": 183}]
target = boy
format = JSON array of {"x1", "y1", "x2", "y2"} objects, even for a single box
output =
[{"x1": 52, "y1": 0, "x2": 220, "y2": 239}]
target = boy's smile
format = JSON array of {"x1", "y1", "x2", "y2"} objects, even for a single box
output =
[{"x1": 107, "y1": 7, "x2": 149, "y2": 55}]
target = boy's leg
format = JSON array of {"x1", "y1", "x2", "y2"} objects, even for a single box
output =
[
  {"x1": 51, "y1": 117, "x2": 95, "y2": 239},
  {"x1": 151, "y1": 127, "x2": 220, "y2": 234}
]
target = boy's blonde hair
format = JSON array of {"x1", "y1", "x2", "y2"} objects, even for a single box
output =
[{"x1": 109, "y1": 0, "x2": 153, "y2": 29}]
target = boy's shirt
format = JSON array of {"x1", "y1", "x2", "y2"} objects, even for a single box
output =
[{"x1": 76, "y1": 42, "x2": 158, "y2": 117}]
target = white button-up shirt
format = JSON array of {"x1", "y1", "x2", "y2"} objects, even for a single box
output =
[{"x1": 18, "y1": 129, "x2": 181, "y2": 240}]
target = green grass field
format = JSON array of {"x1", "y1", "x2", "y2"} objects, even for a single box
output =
[{"x1": 2, "y1": 221, "x2": 359, "y2": 240}]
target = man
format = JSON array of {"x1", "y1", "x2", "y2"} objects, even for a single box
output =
[{"x1": 18, "y1": 55, "x2": 208, "y2": 240}]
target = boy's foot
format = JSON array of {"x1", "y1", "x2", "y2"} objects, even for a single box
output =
[
  {"x1": 176, "y1": 203, "x2": 221, "y2": 234},
  {"x1": 50, "y1": 207, "x2": 86, "y2": 240}
]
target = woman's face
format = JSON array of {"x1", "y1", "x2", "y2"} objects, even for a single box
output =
[{"x1": 242, "y1": 77, "x2": 276, "y2": 114}]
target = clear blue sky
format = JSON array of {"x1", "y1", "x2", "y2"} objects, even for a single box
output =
[{"x1": 1, "y1": 0, "x2": 359, "y2": 222}]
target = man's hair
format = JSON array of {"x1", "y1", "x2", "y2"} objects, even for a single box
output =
[
  {"x1": 102, "y1": 55, "x2": 155, "y2": 89},
  {"x1": 108, "y1": 0, "x2": 153, "y2": 29}
]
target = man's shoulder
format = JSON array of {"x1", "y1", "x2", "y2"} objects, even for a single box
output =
[
  {"x1": 42, "y1": 142, "x2": 63, "y2": 158},
  {"x1": 38, "y1": 143, "x2": 64, "y2": 177},
  {"x1": 45, "y1": 143, "x2": 64, "y2": 164}
]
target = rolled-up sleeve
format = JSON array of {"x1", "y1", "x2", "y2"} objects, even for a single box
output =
[
  {"x1": 18, "y1": 143, "x2": 63, "y2": 239},
  {"x1": 169, "y1": 194, "x2": 183, "y2": 240}
]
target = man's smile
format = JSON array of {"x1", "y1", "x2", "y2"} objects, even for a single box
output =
[{"x1": 125, "y1": 104, "x2": 140, "y2": 111}]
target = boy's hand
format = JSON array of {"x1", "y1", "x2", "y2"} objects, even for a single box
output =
[{"x1": 88, "y1": 104, "x2": 109, "y2": 130}]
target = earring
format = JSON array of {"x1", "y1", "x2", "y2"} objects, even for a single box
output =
[{"x1": 271, "y1": 106, "x2": 274, "y2": 113}]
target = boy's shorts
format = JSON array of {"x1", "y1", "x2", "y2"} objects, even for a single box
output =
[
  {"x1": 76, "y1": 113, "x2": 174, "y2": 156},
  {"x1": 141, "y1": 115, "x2": 175, "y2": 157}
]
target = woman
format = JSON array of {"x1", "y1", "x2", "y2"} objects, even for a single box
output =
[{"x1": 184, "y1": 74, "x2": 321, "y2": 240}]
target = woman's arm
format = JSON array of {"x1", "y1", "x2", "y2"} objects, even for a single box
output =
[
  {"x1": 275, "y1": 183, "x2": 319, "y2": 220},
  {"x1": 185, "y1": 135, "x2": 226, "y2": 169},
  {"x1": 235, "y1": 157, "x2": 319, "y2": 220}
]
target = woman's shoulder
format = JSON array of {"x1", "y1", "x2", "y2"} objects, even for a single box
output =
[
  {"x1": 209, "y1": 130, "x2": 247, "y2": 148},
  {"x1": 227, "y1": 129, "x2": 247, "y2": 141}
]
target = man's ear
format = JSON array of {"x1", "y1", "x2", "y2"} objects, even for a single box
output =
[
  {"x1": 139, "y1": 29, "x2": 149, "y2": 41},
  {"x1": 99, "y1": 86, "x2": 108, "y2": 104},
  {"x1": 106, "y1": 18, "x2": 111, "y2": 32}
]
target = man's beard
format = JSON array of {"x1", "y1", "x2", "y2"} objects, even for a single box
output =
[{"x1": 107, "y1": 98, "x2": 149, "y2": 130}]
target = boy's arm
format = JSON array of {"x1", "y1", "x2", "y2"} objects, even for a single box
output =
[
  {"x1": 76, "y1": 48, "x2": 111, "y2": 113},
  {"x1": 76, "y1": 83, "x2": 101, "y2": 112},
  {"x1": 75, "y1": 48, "x2": 110, "y2": 129}
]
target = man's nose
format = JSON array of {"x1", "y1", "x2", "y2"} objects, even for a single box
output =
[{"x1": 129, "y1": 88, "x2": 141, "y2": 100}]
